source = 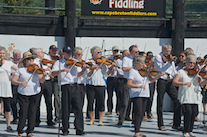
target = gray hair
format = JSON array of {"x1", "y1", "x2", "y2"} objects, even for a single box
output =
[
  {"x1": 31, "y1": 48, "x2": 42, "y2": 55},
  {"x1": 133, "y1": 55, "x2": 146, "y2": 65},
  {"x1": 90, "y1": 46, "x2": 101, "y2": 56},
  {"x1": 129, "y1": 45, "x2": 138, "y2": 52},
  {"x1": 162, "y1": 43, "x2": 172, "y2": 50},
  {"x1": 13, "y1": 49, "x2": 21, "y2": 57},
  {"x1": 74, "y1": 47, "x2": 82, "y2": 53},
  {"x1": 185, "y1": 55, "x2": 197, "y2": 63},
  {"x1": 0, "y1": 46, "x2": 9, "y2": 60},
  {"x1": 185, "y1": 48, "x2": 194, "y2": 55}
]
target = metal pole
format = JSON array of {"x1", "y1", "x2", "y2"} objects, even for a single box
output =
[
  {"x1": 45, "y1": 0, "x2": 55, "y2": 15},
  {"x1": 172, "y1": 0, "x2": 185, "y2": 56},
  {"x1": 65, "y1": 0, "x2": 76, "y2": 50}
]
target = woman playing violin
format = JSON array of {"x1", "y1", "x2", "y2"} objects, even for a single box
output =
[
  {"x1": 173, "y1": 55, "x2": 207, "y2": 137},
  {"x1": 11, "y1": 51, "x2": 47, "y2": 137},
  {"x1": 176, "y1": 50, "x2": 187, "y2": 71},
  {"x1": 86, "y1": 46, "x2": 115, "y2": 126},
  {"x1": 0, "y1": 46, "x2": 18, "y2": 132},
  {"x1": 127, "y1": 55, "x2": 165, "y2": 137}
]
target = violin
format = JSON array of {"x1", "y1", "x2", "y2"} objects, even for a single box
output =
[
  {"x1": 114, "y1": 55, "x2": 122, "y2": 60},
  {"x1": 145, "y1": 56, "x2": 154, "y2": 66},
  {"x1": 66, "y1": 59, "x2": 76, "y2": 66},
  {"x1": 51, "y1": 55, "x2": 60, "y2": 61},
  {"x1": 139, "y1": 67, "x2": 161, "y2": 77},
  {"x1": 188, "y1": 67, "x2": 207, "y2": 76},
  {"x1": 162, "y1": 54, "x2": 177, "y2": 63},
  {"x1": 42, "y1": 59, "x2": 55, "y2": 65},
  {"x1": 28, "y1": 64, "x2": 45, "y2": 74},
  {"x1": 197, "y1": 57, "x2": 206, "y2": 66},
  {"x1": 96, "y1": 56, "x2": 120, "y2": 68}
]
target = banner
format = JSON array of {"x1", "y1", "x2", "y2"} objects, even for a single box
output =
[{"x1": 81, "y1": 0, "x2": 166, "y2": 18}]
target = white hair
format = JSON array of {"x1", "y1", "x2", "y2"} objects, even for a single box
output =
[
  {"x1": 185, "y1": 55, "x2": 197, "y2": 63},
  {"x1": 133, "y1": 55, "x2": 146, "y2": 65},
  {"x1": 90, "y1": 46, "x2": 101, "y2": 56},
  {"x1": 162, "y1": 43, "x2": 172, "y2": 50}
]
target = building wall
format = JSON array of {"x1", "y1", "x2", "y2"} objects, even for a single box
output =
[{"x1": 0, "y1": 34, "x2": 206, "y2": 113}]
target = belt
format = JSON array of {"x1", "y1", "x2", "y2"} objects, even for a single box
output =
[{"x1": 160, "y1": 78, "x2": 173, "y2": 82}]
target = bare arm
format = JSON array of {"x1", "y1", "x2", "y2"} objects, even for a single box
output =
[
  {"x1": 52, "y1": 69, "x2": 69, "y2": 77},
  {"x1": 39, "y1": 72, "x2": 47, "y2": 83},
  {"x1": 127, "y1": 79, "x2": 146, "y2": 89},
  {"x1": 11, "y1": 65, "x2": 18, "y2": 71},
  {"x1": 172, "y1": 74, "x2": 191, "y2": 87},
  {"x1": 11, "y1": 75, "x2": 22, "y2": 85},
  {"x1": 198, "y1": 76, "x2": 207, "y2": 87},
  {"x1": 122, "y1": 67, "x2": 133, "y2": 72}
]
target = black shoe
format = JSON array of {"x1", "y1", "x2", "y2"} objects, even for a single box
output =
[
  {"x1": 7, "y1": 126, "x2": 13, "y2": 132},
  {"x1": 47, "y1": 121, "x2": 57, "y2": 126},
  {"x1": 11, "y1": 118, "x2": 18, "y2": 124},
  {"x1": 125, "y1": 117, "x2": 132, "y2": 121},
  {"x1": 76, "y1": 131, "x2": 87, "y2": 136},
  {"x1": 172, "y1": 126, "x2": 183, "y2": 131},
  {"x1": 117, "y1": 121, "x2": 123, "y2": 125},
  {"x1": 62, "y1": 131, "x2": 69, "y2": 136},
  {"x1": 35, "y1": 121, "x2": 41, "y2": 127}
]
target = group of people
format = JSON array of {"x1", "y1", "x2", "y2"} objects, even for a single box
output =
[{"x1": 0, "y1": 43, "x2": 207, "y2": 137}]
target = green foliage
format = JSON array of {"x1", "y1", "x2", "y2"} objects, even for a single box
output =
[{"x1": 0, "y1": 0, "x2": 207, "y2": 18}]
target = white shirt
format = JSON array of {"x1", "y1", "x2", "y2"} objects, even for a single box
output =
[
  {"x1": 0, "y1": 60, "x2": 14, "y2": 97},
  {"x1": 86, "y1": 58, "x2": 108, "y2": 86},
  {"x1": 177, "y1": 69, "x2": 202, "y2": 104},
  {"x1": 33, "y1": 58, "x2": 50, "y2": 80},
  {"x1": 52, "y1": 58, "x2": 80, "y2": 85},
  {"x1": 128, "y1": 68, "x2": 150, "y2": 98},
  {"x1": 108, "y1": 55, "x2": 117, "y2": 77},
  {"x1": 154, "y1": 52, "x2": 177, "y2": 80},
  {"x1": 116, "y1": 58, "x2": 124, "y2": 78},
  {"x1": 73, "y1": 58, "x2": 86, "y2": 84},
  {"x1": 122, "y1": 54, "x2": 133, "y2": 78},
  {"x1": 15, "y1": 67, "x2": 41, "y2": 96}
]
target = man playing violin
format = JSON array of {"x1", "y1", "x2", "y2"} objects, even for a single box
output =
[
  {"x1": 33, "y1": 48, "x2": 56, "y2": 126},
  {"x1": 11, "y1": 49, "x2": 22, "y2": 124},
  {"x1": 45, "y1": 45, "x2": 61, "y2": 122},
  {"x1": 154, "y1": 43, "x2": 182, "y2": 131},
  {"x1": 105, "y1": 45, "x2": 120, "y2": 115},
  {"x1": 52, "y1": 46, "x2": 87, "y2": 136},
  {"x1": 117, "y1": 45, "x2": 139, "y2": 125}
]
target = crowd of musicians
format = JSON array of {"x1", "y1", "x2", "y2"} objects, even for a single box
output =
[{"x1": 0, "y1": 43, "x2": 207, "y2": 137}]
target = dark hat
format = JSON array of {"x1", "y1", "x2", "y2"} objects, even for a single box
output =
[
  {"x1": 147, "y1": 51, "x2": 153, "y2": 56},
  {"x1": 63, "y1": 46, "x2": 72, "y2": 53},
  {"x1": 49, "y1": 45, "x2": 57, "y2": 50}
]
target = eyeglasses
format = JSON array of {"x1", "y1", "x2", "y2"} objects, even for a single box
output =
[
  {"x1": 134, "y1": 51, "x2": 139, "y2": 54},
  {"x1": 26, "y1": 57, "x2": 34, "y2": 60},
  {"x1": 189, "y1": 62, "x2": 196, "y2": 64},
  {"x1": 76, "y1": 53, "x2": 83, "y2": 56},
  {"x1": 97, "y1": 51, "x2": 102, "y2": 54},
  {"x1": 179, "y1": 55, "x2": 184, "y2": 57},
  {"x1": 113, "y1": 50, "x2": 119, "y2": 52}
]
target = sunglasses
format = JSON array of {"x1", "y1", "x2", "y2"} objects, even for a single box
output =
[
  {"x1": 134, "y1": 51, "x2": 139, "y2": 53},
  {"x1": 113, "y1": 50, "x2": 119, "y2": 52},
  {"x1": 179, "y1": 55, "x2": 184, "y2": 57},
  {"x1": 97, "y1": 51, "x2": 102, "y2": 54},
  {"x1": 26, "y1": 57, "x2": 34, "y2": 60}
]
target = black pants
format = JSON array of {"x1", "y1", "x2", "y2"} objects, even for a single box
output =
[
  {"x1": 133, "y1": 97, "x2": 147, "y2": 133},
  {"x1": 61, "y1": 84, "x2": 84, "y2": 133},
  {"x1": 117, "y1": 78, "x2": 130, "y2": 122},
  {"x1": 2, "y1": 97, "x2": 11, "y2": 112},
  {"x1": 78, "y1": 84, "x2": 86, "y2": 108},
  {"x1": 106, "y1": 77, "x2": 119, "y2": 112},
  {"x1": 86, "y1": 85, "x2": 105, "y2": 112},
  {"x1": 157, "y1": 79, "x2": 181, "y2": 127},
  {"x1": 182, "y1": 104, "x2": 198, "y2": 133},
  {"x1": 146, "y1": 82, "x2": 155, "y2": 113},
  {"x1": 36, "y1": 80, "x2": 53, "y2": 123},
  {"x1": 17, "y1": 92, "x2": 41, "y2": 134},
  {"x1": 11, "y1": 85, "x2": 19, "y2": 120}
]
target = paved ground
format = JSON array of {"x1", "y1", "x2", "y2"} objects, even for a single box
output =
[{"x1": 0, "y1": 112, "x2": 207, "y2": 137}]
